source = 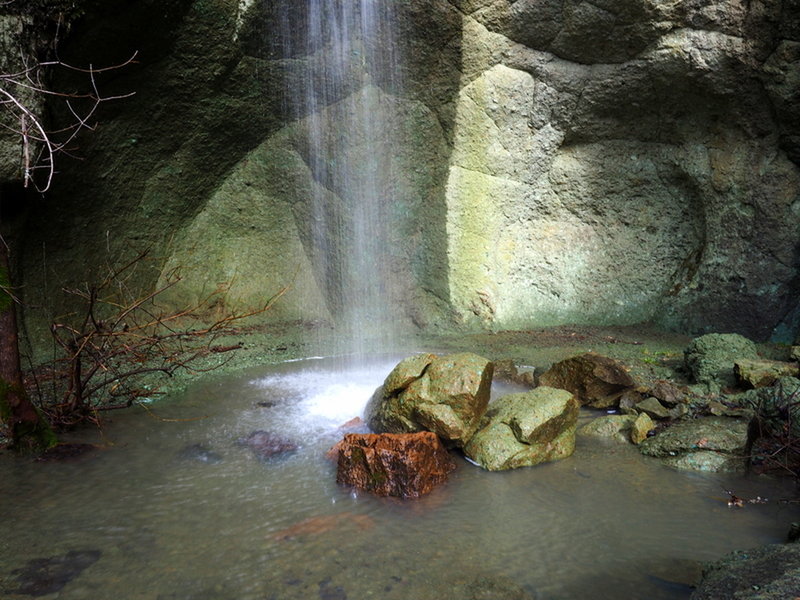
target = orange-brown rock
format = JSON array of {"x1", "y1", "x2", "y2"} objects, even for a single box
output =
[
  {"x1": 335, "y1": 432, "x2": 456, "y2": 498},
  {"x1": 538, "y1": 353, "x2": 636, "y2": 408}
]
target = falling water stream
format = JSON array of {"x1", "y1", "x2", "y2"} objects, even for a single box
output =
[{"x1": 283, "y1": 0, "x2": 402, "y2": 356}]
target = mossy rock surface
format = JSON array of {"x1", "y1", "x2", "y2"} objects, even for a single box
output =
[{"x1": 464, "y1": 387, "x2": 578, "y2": 471}]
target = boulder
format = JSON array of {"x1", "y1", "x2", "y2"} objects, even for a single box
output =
[
  {"x1": 734, "y1": 358, "x2": 800, "y2": 389},
  {"x1": 684, "y1": 334, "x2": 759, "y2": 390},
  {"x1": 538, "y1": 353, "x2": 636, "y2": 409},
  {"x1": 639, "y1": 416, "x2": 750, "y2": 472},
  {"x1": 635, "y1": 397, "x2": 671, "y2": 420},
  {"x1": 335, "y1": 432, "x2": 456, "y2": 498},
  {"x1": 464, "y1": 387, "x2": 579, "y2": 471},
  {"x1": 792, "y1": 346, "x2": 800, "y2": 363},
  {"x1": 578, "y1": 415, "x2": 637, "y2": 443},
  {"x1": 630, "y1": 413, "x2": 655, "y2": 445},
  {"x1": 647, "y1": 380, "x2": 688, "y2": 406},
  {"x1": 691, "y1": 544, "x2": 800, "y2": 600},
  {"x1": 365, "y1": 352, "x2": 494, "y2": 447},
  {"x1": 491, "y1": 359, "x2": 536, "y2": 387}
]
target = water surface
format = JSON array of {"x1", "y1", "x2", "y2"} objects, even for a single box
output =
[{"x1": 1, "y1": 356, "x2": 797, "y2": 599}]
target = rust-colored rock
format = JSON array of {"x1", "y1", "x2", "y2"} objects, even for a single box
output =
[
  {"x1": 336, "y1": 432, "x2": 456, "y2": 498},
  {"x1": 538, "y1": 353, "x2": 636, "y2": 408}
]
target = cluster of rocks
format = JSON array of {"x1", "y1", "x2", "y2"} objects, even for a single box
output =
[{"x1": 332, "y1": 332, "x2": 800, "y2": 501}]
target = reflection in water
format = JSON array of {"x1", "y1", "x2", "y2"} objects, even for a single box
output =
[{"x1": 0, "y1": 356, "x2": 797, "y2": 599}]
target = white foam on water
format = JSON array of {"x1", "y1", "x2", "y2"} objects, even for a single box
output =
[{"x1": 250, "y1": 359, "x2": 397, "y2": 432}]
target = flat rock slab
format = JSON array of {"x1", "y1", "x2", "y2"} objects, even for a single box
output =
[
  {"x1": 639, "y1": 416, "x2": 749, "y2": 473},
  {"x1": 336, "y1": 432, "x2": 456, "y2": 498},
  {"x1": 735, "y1": 358, "x2": 800, "y2": 388}
]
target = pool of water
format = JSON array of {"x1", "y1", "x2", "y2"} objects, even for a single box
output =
[{"x1": 1, "y1": 355, "x2": 798, "y2": 599}]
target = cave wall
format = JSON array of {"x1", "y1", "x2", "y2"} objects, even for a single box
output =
[{"x1": 5, "y1": 0, "x2": 800, "y2": 352}]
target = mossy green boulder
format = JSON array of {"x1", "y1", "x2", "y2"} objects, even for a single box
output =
[
  {"x1": 684, "y1": 334, "x2": 759, "y2": 390},
  {"x1": 464, "y1": 387, "x2": 579, "y2": 471},
  {"x1": 365, "y1": 352, "x2": 493, "y2": 447}
]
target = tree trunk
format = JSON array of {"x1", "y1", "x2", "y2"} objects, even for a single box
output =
[{"x1": 0, "y1": 242, "x2": 56, "y2": 451}]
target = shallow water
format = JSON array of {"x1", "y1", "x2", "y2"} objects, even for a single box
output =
[{"x1": 1, "y1": 355, "x2": 798, "y2": 599}]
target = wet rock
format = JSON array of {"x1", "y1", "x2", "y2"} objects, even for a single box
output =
[
  {"x1": 734, "y1": 358, "x2": 800, "y2": 389},
  {"x1": 684, "y1": 333, "x2": 759, "y2": 390},
  {"x1": 538, "y1": 353, "x2": 636, "y2": 409},
  {"x1": 10, "y1": 549, "x2": 101, "y2": 596},
  {"x1": 578, "y1": 415, "x2": 637, "y2": 443},
  {"x1": 335, "y1": 432, "x2": 456, "y2": 498},
  {"x1": 491, "y1": 359, "x2": 536, "y2": 387},
  {"x1": 237, "y1": 430, "x2": 298, "y2": 460},
  {"x1": 639, "y1": 416, "x2": 750, "y2": 472},
  {"x1": 630, "y1": 413, "x2": 655, "y2": 445},
  {"x1": 691, "y1": 544, "x2": 800, "y2": 600},
  {"x1": 635, "y1": 397, "x2": 671, "y2": 420},
  {"x1": 647, "y1": 381, "x2": 688, "y2": 406},
  {"x1": 383, "y1": 353, "x2": 437, "y2": 396},
  {"x1": 365, "y1": 352, "x2": 493, "y2": 447},
  {"x1": 177, "y1": 443, "x2": 223, "y2": 464},
  {"x1": 792, "y1": 346, "x2": 800, "y2": 362},
  {"x1": 618, "y1": 389, "x2": 644, "y2": 414},
  {"x1": 464, "y1": 387, "x2": 579, "y2": 471}
]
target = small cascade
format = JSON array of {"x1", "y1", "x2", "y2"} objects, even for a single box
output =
[{"x1": 281, "y1": 0, "x2": 403, "y2": 356}]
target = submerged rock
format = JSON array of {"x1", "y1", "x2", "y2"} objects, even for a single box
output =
[
  {"x1": 271, "y1": 512, "x2": 374, "y2": 541},
  {"x1": 335, "y1": 432, "x2": 456, "y2": 498},
  {"x1": 10, "y1": 549, "x2": 101, "y2": 596},
  {"x1": 176, "y1": 443, "x2": 223, "y2": 464},
  {"x1": 639, "y1": 416, "x2": 750, "y2": 472},
  {"x1": 691, "y1": 544, "x2": 800, "y2": 600},
  {"x1": 237, "y1": 430, "x2": 298, "y2": 460},
  {"x1": 34, "y1": 443, "x2": 97, "y2": 462},
  {"x1": 538, "y1": 353, "x2": 636, "y2": 408},
  {"x1": 464, "y1": 387, "x2": 579, "y2": 471},
  {"x1": 465, "y1": 573, "x2": 536, "y2": 600},
  {"x1": 684, "y1": 333, "x2": 759, "y2": 390},
  {"x1": 365, "y1": 352, "x2": 493, "y2": 447}
]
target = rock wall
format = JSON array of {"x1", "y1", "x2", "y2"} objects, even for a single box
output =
[{"x1": 6, "y1": 0, "x2": 800, "y2": 352}]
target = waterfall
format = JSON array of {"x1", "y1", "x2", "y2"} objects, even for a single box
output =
[{"x1": 281, "y1": 0, "x2": 403, "y2": 357}]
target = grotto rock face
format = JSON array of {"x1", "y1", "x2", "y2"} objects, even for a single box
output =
[{"x1": 10, "y1": 0, "x2": 800, "y2": 348}]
